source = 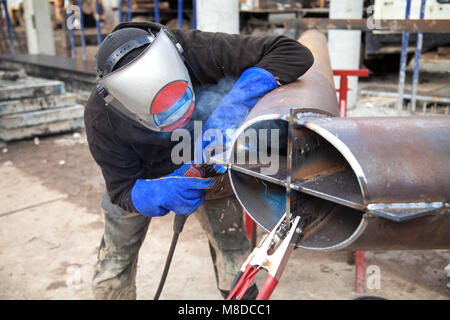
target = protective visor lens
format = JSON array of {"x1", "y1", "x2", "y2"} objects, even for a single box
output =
[{"x1": 152, "y1": 81, "x2": 194, "y2": 127}]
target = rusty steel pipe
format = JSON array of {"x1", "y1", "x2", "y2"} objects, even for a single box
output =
[
  {"x1": 294, "y1": 116, "x2": 450, "y2": 251},
  {"x1": 244, "y1": 29, "x2": 339, "y2": 121},
  {"x1": 219, "y1": 30, "x2": 450, "y2": 251},
  {"x1": 299, "y1": 116, "x2": 450, "y2": 213}
]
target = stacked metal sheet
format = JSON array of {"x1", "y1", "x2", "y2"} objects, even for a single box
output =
[{"x1": 0, "y1": 70, "x2": 84, "y2": 141}]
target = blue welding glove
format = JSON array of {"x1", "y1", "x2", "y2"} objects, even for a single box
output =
[
  {"x1": 195, "y1": 67, "x2": 278, "y2": 163},
  {"x1": 131, "y1": 165, "x2": 215, "y2": 217}
]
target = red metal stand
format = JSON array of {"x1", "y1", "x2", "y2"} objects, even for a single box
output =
[
  {"x1": 333, "y1": 69, "x2": 369, "y2": 117},
  {"x1": 355, "y1": 250, "x2": 366, "y2": 293},
  {"x1": 333, "y1": 69, "x2": 369, "y2": 294},
  {"x1": 244, "y1": 210, "x2": 257, "y2": 249}
]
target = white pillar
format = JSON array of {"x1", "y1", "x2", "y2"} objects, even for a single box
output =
[
  {"x1": 24, "y1": 0, "x2": 55, "y2": 55},
  {"x1": 197, "y1": 0, "x2": 239, "y2": 34},
  {"x1": 101, "y1": 0, "x2": 119, "y2": 26},
  {"x1": 328, "y1": 0, "x2": 364, "y2": 110},
  {"x1": 241, "y1": 0, "x2": 256, "y2": 10}
]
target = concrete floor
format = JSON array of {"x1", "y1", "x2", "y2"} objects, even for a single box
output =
[{"x1": 0, "y1": 130, "x2": 449, "y2": 300}]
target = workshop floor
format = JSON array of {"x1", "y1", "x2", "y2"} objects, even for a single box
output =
[{"x1": 0, "y1": 129, "x2": 449, "y2": 300}]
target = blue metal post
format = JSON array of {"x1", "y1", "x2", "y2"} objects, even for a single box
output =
[
  {"x1": 78, "y1": 0, "x2": 87, "y2": 61},
  {"x1": 2, "y1": 0, "x2": 15, "y2": 56},
  {"x1": 95, "y1": 0, "x2": 102, "y2": 45},
  {"x1": 118, "y1": 0, "x2": 123, "y2": 23},
  {"x1": 193, "y1": 0, "x2": 197, "y2": 29},
  {"x1": 154, "y1": 0, "x2": 160, "y2": 23},
  {"x1": 127, "y1": 0, "x2": 131, "y2": 22},
  {"x1": 411, "y1": 0, "x2": 426, "y2": 112},
  {"x1": 178, "y1": 0, "x2": 183, "y2": 29},
  {"x1": 12, "y1": 27, "x2": 24, "y2": 54},
  {"x1": 397, "y1": 0, "x2": 412, "y2": 110},
  {"x1": 67, "y1": 2, "x2": 77, "y2": 58}
]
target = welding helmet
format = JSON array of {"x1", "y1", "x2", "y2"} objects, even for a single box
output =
[{"x1": 96, "y1": 27, "x2": 195, "y2": 132}]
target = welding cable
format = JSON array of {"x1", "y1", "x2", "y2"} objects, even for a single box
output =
[
  {"x1": 153, "y1": 164, "x2": 223, "y2": 299},
  {"x1": 354, "y1": 296, "x2": 388, "y2": 300},
  {"x1": 235, "y1": 267, "x2": 260, "y2": 300},
  {"x1": 154, "y1": 214, "x2": 187, "y2": 300},
  {"x1": 227, "y1": 264, "x2": 261, "y2": 300}
]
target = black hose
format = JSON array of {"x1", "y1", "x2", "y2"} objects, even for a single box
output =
[
  {"x1": 153, "y1": 164, "x2": 218, "y2": 299},
  {"x1": 353, "y1": 296, "x2": 388, "y2": 300},
  {"x1": 153, "y1": 215, "x2": 187, "y2": 300}
]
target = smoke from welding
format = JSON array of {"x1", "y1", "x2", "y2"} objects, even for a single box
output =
[
  {"x1": 170, "y1": 76, "x2": 281, "y2": 175},
  {"x1": 194, "y1": 76, "x2": 237, "y2": 121}
]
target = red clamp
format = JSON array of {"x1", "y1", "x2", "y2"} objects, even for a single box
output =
[{"x1": 226, "y1": 214, "x2": 302, "y2": 300}]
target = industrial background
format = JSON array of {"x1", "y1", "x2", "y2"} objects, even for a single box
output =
[{"x1": 0, "y1": 0, "x2": 449, "y2": 300}]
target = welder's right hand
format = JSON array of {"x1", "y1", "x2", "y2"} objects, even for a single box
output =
[{"x1": 131, "y1": 175, "x2": 214, "y2": 217}]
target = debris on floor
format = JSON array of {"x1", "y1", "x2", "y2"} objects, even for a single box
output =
[
  {"x1": 356, "y1": 73, "x2": 450, "y2": 115},
  {"x1": 349, "y1": 96, "x2": 412, "y2": 117}
]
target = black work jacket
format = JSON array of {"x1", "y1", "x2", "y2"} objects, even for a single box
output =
[{"x1": 84, "y1": 21, "x2": 314, "y2": 211}]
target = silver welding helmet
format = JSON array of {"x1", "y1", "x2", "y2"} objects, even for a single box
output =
[{"x1": 97, "y1": 28, "x2": 195, "y2": 132}]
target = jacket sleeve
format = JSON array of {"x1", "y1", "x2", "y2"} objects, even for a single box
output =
[
  {"x1": 210, "y1": 33, "x2": 314, "y2": 85},
  {"x1": 84, "y1": 90, "x2": 144, "y2": 212},
  {"x1": 173, "y1": 29, "x2": 313, "y2": 86}
]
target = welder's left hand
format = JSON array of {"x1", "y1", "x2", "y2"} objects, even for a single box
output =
[
  {"x1": 131, "y1": 174, "x2": 214, "y2": 217},
  {"x1": 195, "y1": 67, "x2": 278, "y2": 163}
]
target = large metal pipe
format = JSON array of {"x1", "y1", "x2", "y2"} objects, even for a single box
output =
[
  {"x1": 291, "y1": 116, "x2": 450, "y2": 251},
  {"x1": 218, "y1": 30, "x2": 450, "y2": 252},
  {"x1": 244, "y1": 30, "x2": 339, "y2": 121}
]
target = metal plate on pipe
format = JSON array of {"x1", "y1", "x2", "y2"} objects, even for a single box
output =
[{"x1": 291, "y1": 169, "x2": 365, "y2": 211}]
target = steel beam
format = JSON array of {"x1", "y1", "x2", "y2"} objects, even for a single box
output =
[{"x1": 285, "y1": 18, "x2": 450, "y2": 34}]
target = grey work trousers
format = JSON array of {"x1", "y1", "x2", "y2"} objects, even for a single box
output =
[{"x1": 91, "y1": 190, "x2": 250, "y2": 299}]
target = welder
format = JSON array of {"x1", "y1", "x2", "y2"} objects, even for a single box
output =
[{"x1": 84, "y1": 21, "x2": 313, "y2": 300}]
